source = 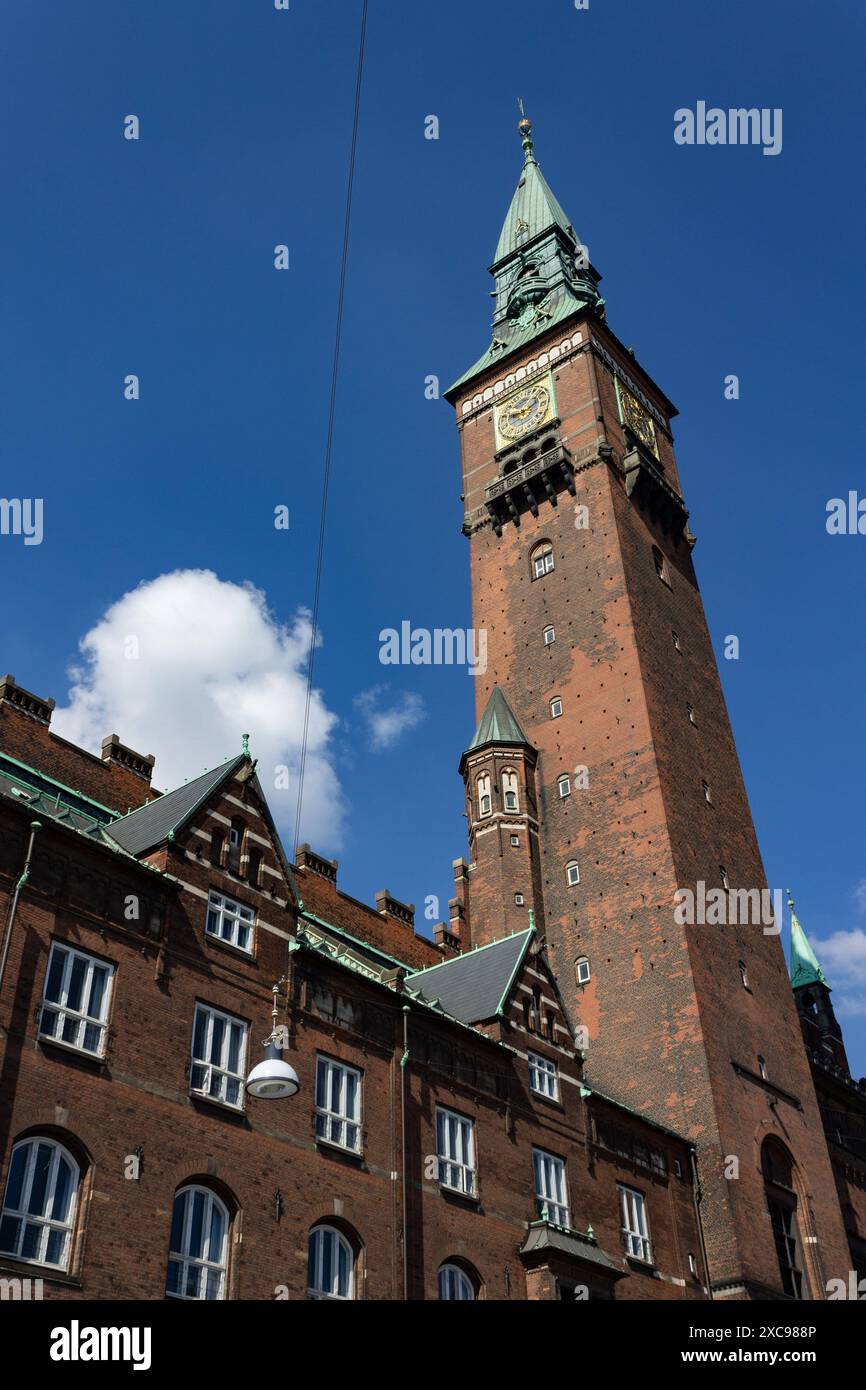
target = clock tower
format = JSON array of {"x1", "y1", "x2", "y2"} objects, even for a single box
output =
[{"x1": 445, "y1": 114, "x2": 852, "y2": 1299}]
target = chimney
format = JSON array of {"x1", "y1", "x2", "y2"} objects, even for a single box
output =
[
  {"x1": 0, "y1": 674, "x2": 55, "y2": 725},
  {"x1": 434, "y1": 922, "x2": 462, "y2": 954},
  {"x1": 100, "y1": 734, "x2": 156, "y2": 784},
  {"x1": 295, "y1": 844, "x2": 338, "y2": 884},
  {"x1": 375, "y1": 890, "x2": 415, "y2": 928}
]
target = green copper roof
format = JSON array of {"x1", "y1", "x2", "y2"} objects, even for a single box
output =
[
  {"x1": 788, "y1": 892, "x2": 829, "y2": 990},
  {"x1": 446, "y1": 111, "x2": 604, "y2": 400},
  {"x1": 494, "y1": 140, "x2": 577, "y2": 263},
  {"x1": 468, "y1": 686, "x2": 532, "y2": 752}
]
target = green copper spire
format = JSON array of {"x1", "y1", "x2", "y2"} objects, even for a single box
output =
[
  {"x1": 446, "y1": 107, "x2": 604, "y2": 399},
  {"x1": 788, "y1": 891, "x2": 829, "y2": 990},
  {"x1": 241, "y1": 733, "x2": 251, "y2": 759},
  {"x1": 467, "y1": 686, "x2": 531, "y2": 753}
]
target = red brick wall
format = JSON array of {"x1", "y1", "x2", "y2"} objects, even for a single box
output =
[{"x1": 452, "y1": 313, "x2": 852, "y2": 1296}]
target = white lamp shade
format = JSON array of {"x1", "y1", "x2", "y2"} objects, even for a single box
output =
[{"x1": 246, "y1": 1051, "x2": 300, "y2": 1100}]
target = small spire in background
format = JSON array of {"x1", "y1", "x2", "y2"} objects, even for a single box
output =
[{"x1": 242, "y1": 733, "x2": 251, "y2": 758}]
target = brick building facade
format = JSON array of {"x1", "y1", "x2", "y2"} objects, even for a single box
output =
[{"x1": 0, "y1": 117, "x2": 864, "y2": 1303}]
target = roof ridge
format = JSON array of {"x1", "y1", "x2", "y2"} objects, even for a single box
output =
[{"x1": 405, "y1": 926, "x2": 533, "y2": 980}]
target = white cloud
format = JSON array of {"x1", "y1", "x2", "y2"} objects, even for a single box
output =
[
  {"x1": 811, "y1": 929, "x2": 866, "y2": 987},
  {"x1": 354, "y1": 687, "x2": 426, "y2": 751},
  {"x1": 855, "y1": 879, "x2": 866, "y2": 913},
  {"x1": 53, "y1": 569, "x2": 345, "y2": 851}
]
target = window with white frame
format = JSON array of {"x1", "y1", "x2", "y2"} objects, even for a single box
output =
[
  {"x1": 190, "y1": 1004, "x2": 248, "y2": 1109},
  {"x1": 575, "y1": 956, "x2": 591, "y2": 985},
  {"x1": 558, "y1": 775, "x2": 571, "y2": 799},
  {"x1": 477, "y1": 774, "x2": 492, "y2": 818},
  {"x1": 532, "y1": 542, "x2": 555, "y2": 578},
  {"x1": 308, "y1": 1225, "x2": 354, "y2": 1300},
  {"x1": 502, "y1": 770, "x2": 519, "y2": 812},
  {"x1": 528, "y1": 1051, "x2": 559, "y2": 1101},
  {"x1": 315, "y1": 1056, "x2": 361, "y2": 1152},
  {"x1": 543, "y1": 625, "x2": 556, "y2": 646},
  {"x1": 550, "y1": 697, "x2": 563, "y2": 719},
  {"x1": 438, "y1": 1263, "x2": 475, "y2": 1300},
  {"x1": 436, "y1": 1107, "x2": 476, "y2": 1196},
  {"x1": 619, "y1": 1184, "x2": 652, "y2": 1262},
  {"x1": 205, "y1": 889, "x2": 254, "y2": 953},
  {"x1": 39, "y1": 943, "x2": 113, "y2": 1057},
  {"x1": 166, "y1": 1185, "x2": 229, "y2": 1300},
  {"x1": 533, "y1": 1148, "x2": 569, "y2": 1228},
  {"x1": 566, "y1": 861, "x2": 580, "y2": 887},
  {"x1": 0, "y1": 1137, "x2": 79, "y2": 1270}
]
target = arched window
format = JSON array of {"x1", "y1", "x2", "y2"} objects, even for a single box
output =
[
  {"x1": 308, "y1": 1224, "x2": 354, "y2": 1300},
  {"x1": 0, "y1": 1137, "x2": 80, "y2": 1270},
  {"x1": 543, "y1": 625, "x2": 555, "y2": 646},
  {"x1": 558, "y1": 775, "x2": 571, "y2": 799},
  {"x1": 477, "y1": 774, "x2": 492, "y2": 818},
  {"x1": 438, "y1": 1263, "x2": 476, "y2": 1300},
  {"x1": 550, "y1": 697, "x2": 563, "y2": 719},
  {"x1": 210, "y1": 831, "x2": 224, "y2": 868},
  {"x1": 502, "y1": 770, "x2": 519, "y2": 813},
  {"x1": 575, "y1": 956, "x2": 590, "y2": 985},
  {"x1": 531, "y1": 541, "x2": 554, "y2": 579},
  {"x1": 566, "y1": 861, "x2": 580, "y2": 887},
  {"x1": 247, "y1": 848, "x2": 262, "y2": 888},
  {"x1": 761, "y1": 1139, "x2": 805, "y2": 1299},
  {"x1": 166, "y1": 1185, "x2": 229, "y2": 1300},
  {"x1": 652, "y1": 546, "x2": 670, "y2": 586},
  {"x1": 228, "y1": 818, "x2": 245, "y2": 873}
]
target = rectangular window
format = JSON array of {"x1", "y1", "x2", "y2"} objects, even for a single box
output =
[
  {"x1": 619, "y1": 1184, "x2": 652, "y2": 1262},
  {"x1": 528, "y1": 1051, "x2": 559, "y2": 1101},
  {"x1": 533, "y1": 1149, "x2": 569, "y2": 1228},
  {"x1": 39, "y1": 943, "x2": 113, "y2": 1057},
  {"x1": 436, "y1": 1107, "x2": 476, "y2": 1196},
  {"x1": 205, "y1": 890, "x2": 254, "y2": 953},
  {"x1": 315, "y1": 1057, "x2": 362, "y2": 1152},
  {"x1": 550, "y1": 698, "x2": 563, "y2": 719},
  {"x1": 190, "y1": 1003, "x2": 248, "y2": 1110}
]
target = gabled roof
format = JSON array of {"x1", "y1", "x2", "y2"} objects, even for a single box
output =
[
  {"x1": 467, "y1": 686, "x2": 532, "y2": 754},
  {"x1": 106, "y1": 755, "x2": 245, "y2": 857},
  {"x1": 404, "y1": 928, "x2": 534, "y2": 1024}
]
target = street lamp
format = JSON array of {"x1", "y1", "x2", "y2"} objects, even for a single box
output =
[{"x1": 246, "y1": 983, "x2": 300, "y2": 1100}]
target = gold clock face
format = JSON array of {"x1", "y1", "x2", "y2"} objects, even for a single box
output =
[
  {"x1": 617, "y1": 382, "x2": 658, "y2": 459},
  {"x1": 497, "y1": 383, "x2": 551, "y2": 442}
]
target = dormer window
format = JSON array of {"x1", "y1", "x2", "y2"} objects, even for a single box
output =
[{"x1": 502, "y1": 770, "x2": 519, "y2": 813}]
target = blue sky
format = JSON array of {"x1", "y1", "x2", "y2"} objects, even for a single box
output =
[{"x1": 1, "y1": 1, "x2": 865, "y2": 1070}]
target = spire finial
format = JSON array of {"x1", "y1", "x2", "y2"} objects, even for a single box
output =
[
  {"x1": 517, "y1": 98, "x2": 534, "y2": 163},
  {"x1": 242, "y1": 732, "x2": 251, "y2": 758}
]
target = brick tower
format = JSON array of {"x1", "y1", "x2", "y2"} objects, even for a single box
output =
[{"x1": 445, "y1": 113, "x2": 852, "y2": 1298}]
